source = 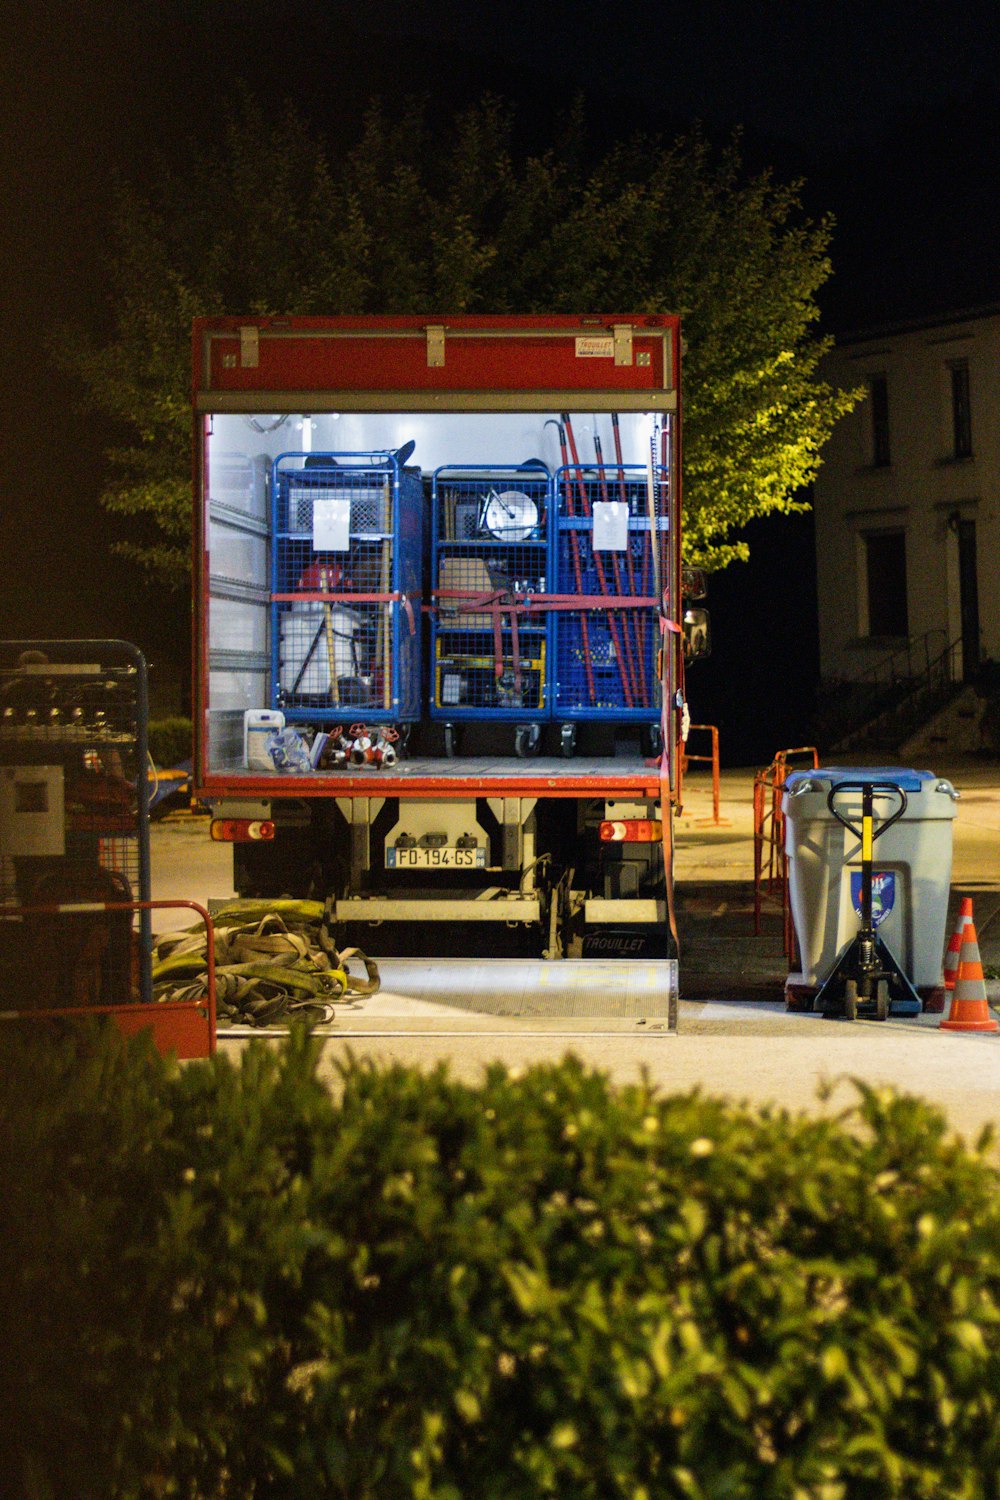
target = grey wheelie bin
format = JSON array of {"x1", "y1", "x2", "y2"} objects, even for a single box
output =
[{"x1": 782, "y1": 767, "x2": 958, "y2": 1010}]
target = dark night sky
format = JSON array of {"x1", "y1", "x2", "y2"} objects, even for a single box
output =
[{"x1": 1, "y1": 0, "x2": 998, "y2": 738}]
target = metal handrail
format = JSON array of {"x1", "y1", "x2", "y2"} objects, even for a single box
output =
[
  {"x1": 862, "y1": 628, "x2": 947, "y2": 687},
  {"x1": 828, "y1": 632, "x2": 965, "y2": 750}
]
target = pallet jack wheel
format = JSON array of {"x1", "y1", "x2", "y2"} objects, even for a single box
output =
[
  {"x1": 844, "y1": 979, "x2": 858, "y2": 1022},
  {"x1": 876, "y1": 979, "x2": 889, "y2": 1022}
]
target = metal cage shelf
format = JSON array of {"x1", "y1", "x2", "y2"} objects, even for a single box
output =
[
  {"x1": 0, "y1": 639, "x2": 153, "y2": 1000},
  {"x1": 550, "y1": 464, "x2": 666, "y2": 722},
  {"x1": 271, "y1": 451, "x2": 424, "y2": 724},
  {"x1": 429, "y1": 464, "x2": 551, "y2": 723}
]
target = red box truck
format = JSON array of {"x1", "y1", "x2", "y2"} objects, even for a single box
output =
[{"x1": 192, "y1": 315, "x2": 686, "y2": 981}]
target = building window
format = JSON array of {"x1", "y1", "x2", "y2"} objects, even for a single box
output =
[
  {"x1": 950, "y1": 362, "x2": 972, "y2": 458},
  {"x1": 863, "y1": 529, "x2": 908, "y2": 638},
  {"x1": 869, "y1": 374, "x2": 890, "y2": 466}
]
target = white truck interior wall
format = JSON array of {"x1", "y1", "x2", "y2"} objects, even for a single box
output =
[{"x1": 208, "y1": 411, "x2": 658, "y2": 479}]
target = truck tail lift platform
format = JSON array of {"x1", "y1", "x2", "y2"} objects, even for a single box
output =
[{"x1": 814, "y1": 782, "x2": 922, "y2": 1021}]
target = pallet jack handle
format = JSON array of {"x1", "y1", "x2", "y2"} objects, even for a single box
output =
[
  {"x1": 825, "y1": 780, "x2": 908, "y2": 844},
  {"x1": 826, "y1": 781, "x2": 907, "y2": 935}
]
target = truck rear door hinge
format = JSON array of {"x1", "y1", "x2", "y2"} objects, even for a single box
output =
[
  {"x1": 613, "y1": 324, "x2": 633, "y2": 366},
  {"x1": 239, "y1": 326, "x2": 260, "y2": 368},
  {"x1": 426, "y1": 324, "x2": 446, "y2": 367}
]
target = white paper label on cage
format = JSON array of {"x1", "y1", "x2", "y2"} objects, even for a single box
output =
[
  {"x1": 575, "y1": 336, "x2": 614, "y2": 357},
  {"x1": 312, "y1": 497, "x2": 351, "y2": 551},
  {"x1": 592, "y1": 500, "x2": 628, "y2": 551}
]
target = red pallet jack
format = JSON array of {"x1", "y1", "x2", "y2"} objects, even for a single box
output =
[{"x1": 815, "y1": 780, "x2": 923, "y2": 1021}]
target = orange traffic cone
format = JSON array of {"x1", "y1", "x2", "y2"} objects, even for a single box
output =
[
  {"x1": 940, "y1": 920, "x2": 999, "y2": 1033},
  {"x1": 943, "y1": 896, "x2": 975, "y2": 990}
]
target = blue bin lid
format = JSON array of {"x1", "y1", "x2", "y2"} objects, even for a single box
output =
[{"x1": 784, "y1": 766, "x2": 936, "y2": 794}]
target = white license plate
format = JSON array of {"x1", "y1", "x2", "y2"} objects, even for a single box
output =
[{"x1": 386, "y1": 846, "x2": 486, "y2": 869}]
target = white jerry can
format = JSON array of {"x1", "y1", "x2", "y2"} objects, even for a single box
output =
[
  {"x1": 243, "y1": 709, "x2": 285, "y2": 770},
  {"x1": 279, "y1": 603, "x2": 360, "y2": 696}
]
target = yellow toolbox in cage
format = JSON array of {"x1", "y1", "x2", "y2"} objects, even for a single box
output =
[{"x1": 434, "y1": 639, "x2": 545, "y2": 712}]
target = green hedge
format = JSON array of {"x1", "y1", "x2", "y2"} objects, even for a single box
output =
[
  {"x1": 2, "y1": 1025, "x2": 999, "y2": 1499},
  {"x1": 147, "y1": 716, "x2": 192, "y2": 768}
]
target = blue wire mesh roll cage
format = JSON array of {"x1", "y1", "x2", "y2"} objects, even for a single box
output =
[
  {"x1": 270, "y1": 451, "x2": 423, "y2": 725},
  {"x1": 429, "y1": 464, "x2": 552, "y2": 724},
  {"x1": 550, "y1": 463, "x2": 667, "y2": 723}
]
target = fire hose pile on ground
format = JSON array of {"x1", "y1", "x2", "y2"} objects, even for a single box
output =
[{"x1": 151, "y1": 900, "x2": 380, "y2": 1027}]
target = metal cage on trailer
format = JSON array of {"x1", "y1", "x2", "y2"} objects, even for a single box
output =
[
  {"x1": 270, "y1": 449, "x2": 423, "y2": 727},
  {"x1": 430, "y1": 462, "x2": 552, "y2": 756},
  {"x1": 550, "y1": 454, "x2": 668, "y2": 748}
]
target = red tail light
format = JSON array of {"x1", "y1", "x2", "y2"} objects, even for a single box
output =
[
  {"x1": 599, "y1": 819, "x2": 662, "y2": 843},
  {"x1": 210, "y1": 818, "x2": 275, "y2": 843}
]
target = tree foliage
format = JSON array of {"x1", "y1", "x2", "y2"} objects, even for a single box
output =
[{"x1": 60, "y1": 93, "x2": 858, "y2": 582}]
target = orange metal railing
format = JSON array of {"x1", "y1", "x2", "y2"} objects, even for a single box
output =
[
  {"x1": 753, "y1": 746, "x2": 820, "y2": 963},
  {"x1": 679, "y1": 723, "x2": 721, "y2": 824},
  {"x1": 0, "y1": 900, "x2": 216, "y2": 1058}
]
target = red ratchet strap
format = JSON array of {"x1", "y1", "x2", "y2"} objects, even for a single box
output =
[
  {"x1": 431, "y1": 590, "x2": 664, "y2": 615},
  {"x1": 277, "y1": 591, "x2": 418, "y2": 635},
  {"x1": 659, "y1": 590, "x2": 682, "y2": 635},
  {"x1": 434, "y1": 588, "x2": 522, "y2": 689},
  {"x1": 530, "y1": 593, "x2": 659, "y2": 613},
  {"x1": 430, "y1": 586, "x2": 674, "y2": 695}
]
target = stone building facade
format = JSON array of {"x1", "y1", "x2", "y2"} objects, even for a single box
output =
[{"x1": 814, "y1": 305, "x2": 1000, "y2": 688}]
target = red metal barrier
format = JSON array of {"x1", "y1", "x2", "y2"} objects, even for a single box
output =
[
  {"x1": 753, "y1": 747, "x2": 820, "y2": 963},
  {"x1": 0, "y1": 900, "x2": 215, "y2": 1058},
  {"x1": 680, "y1": 724, "x2": 721, "y2": 824}
]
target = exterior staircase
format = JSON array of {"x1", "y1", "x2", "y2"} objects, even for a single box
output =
[
  {"x1": 834, "y1": 678, "x2": 964, "y2": 755},
  {"x1": 816, "y1": 632, "x2": 974, "y2": 757}
]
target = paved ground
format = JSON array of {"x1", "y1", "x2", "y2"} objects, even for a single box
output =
[{"x1": 149, "y1": 756, "x2": 1000, "y2": 1146}]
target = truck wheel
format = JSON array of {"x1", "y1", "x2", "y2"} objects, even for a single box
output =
[
  {"x1": 844, "y1": 979, "x2": 858, "y2": 1021},
  {"x1": 876, "y1": 979, "x2": 889, "y2": 1021},
  {"x1": 515, "y1": 723, "x2": 541, "y2": 758},
  {"x1": 560, "y1": 722, "x2": 577, "y2": 758}
]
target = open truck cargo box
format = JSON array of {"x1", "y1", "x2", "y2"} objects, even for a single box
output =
[{"x1": 193, "y1": 316, "x2": 682, "y2": 1014}]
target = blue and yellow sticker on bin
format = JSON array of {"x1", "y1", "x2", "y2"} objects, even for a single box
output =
[{"x1": 850, "y1": 871, "x2": 896, "y2": 927}]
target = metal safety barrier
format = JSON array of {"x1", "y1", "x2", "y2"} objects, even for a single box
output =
[
  {"x1": 753, "y1": 746, "x2": 820, "y2": 962},
  {"x1": 0, "y1": 899, "x2": 215, "y2": 1058},
  {"x1": 679, "y1": 723, "x2": 721, "y2": 824}
]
